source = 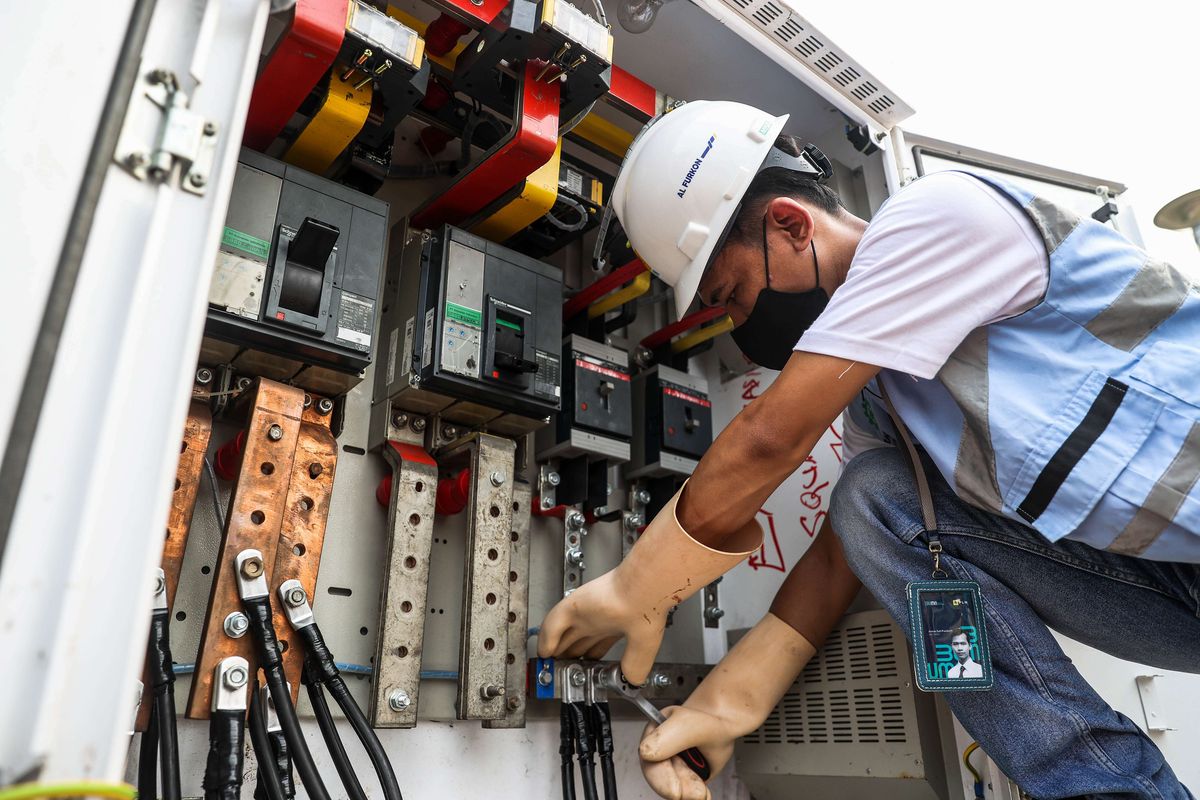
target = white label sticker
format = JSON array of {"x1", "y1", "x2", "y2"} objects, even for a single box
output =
[
  {"x1": 422, "y1": 308, "x2": 435, "y2": 368},
  {"x1": 400, "y1": 316, "x2": 414, "y2": 378},
  {"x1": 338, "y1": 327, "x2": 371, "y2": 347}
]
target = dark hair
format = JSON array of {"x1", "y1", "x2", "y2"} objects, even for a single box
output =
[
  {"x1": 950, "y1": 628, "x2": 970, "y2": 642},
  {"x1": 726, "y1": 134, "x2": 843, "y2": 247}
]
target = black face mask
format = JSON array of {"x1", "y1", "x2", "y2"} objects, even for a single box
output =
[{"x1": 730, "y1": 216, "x2": 829, "y2": 370}]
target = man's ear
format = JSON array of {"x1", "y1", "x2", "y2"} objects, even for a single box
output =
[{"x1": 765, "y1": 196, "x2": 814, "y2": 254}]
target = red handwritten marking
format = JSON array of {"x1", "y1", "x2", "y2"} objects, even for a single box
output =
[
  {"x1": 828, "y1": 422, "x2": 844, "y2": 464},
  {"x1": 747, "y1": 508, "x2": 786, "y2": 573},
  {"x1": 800, "y1": 510, "x2": 826, "y2": 539},
  {"x1": 800, "y1": 456, "x2": 819, "y2": 489},
  {"x1": 800, "y1": 481, "x2": 829, "y2": 511}
]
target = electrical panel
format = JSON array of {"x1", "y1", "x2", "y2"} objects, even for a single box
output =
[
  {"x1": 374, "y1": 224, "x2": 563, "y2": 430},
  {"x1": 537, "y1": 335, "x2": 632, "y2": 462},
  {"x1": 202, "y1": 148, "x2": 388, "y2": 394},
  {"x1": 627, "y1": 365, "x2": 713, "y2": 479}
]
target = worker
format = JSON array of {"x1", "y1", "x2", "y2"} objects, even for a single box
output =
[{"x1": 539, "y1": 100, "x2": 1200, "y2": 800}]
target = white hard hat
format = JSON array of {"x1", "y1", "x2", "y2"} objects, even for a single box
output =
[{"x1": 608, "y1": 100, "x2": 830, "y2": 319}]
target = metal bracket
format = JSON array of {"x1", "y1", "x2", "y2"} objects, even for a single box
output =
[
  {"x1": 621, "y1": 483, "x2": 649, "y2": 560},
  {"x1": 212, "y1": 657, "x2": 250, "y2": 713},
  {"x1": 115, "y1": 67, "x2": 219, "y2": 194},
  {"x1": 702, "y1": 578, "x2": 724, "y2": 628},
  {"x1": 483, "y1": 480, "x2": 533, "y2": 729},
  {"x1": 450, "y1": 434, "x2": 517, "y2": 720},
  {"x1": 538, "y1": 462, "x2": 561, "y2": 511},
  {"x1": 370, "y1": 440, "x2": 439, "y2": 728},
  {"x1": 562, "y1": 505, "x2": 587, "y2": 596}
]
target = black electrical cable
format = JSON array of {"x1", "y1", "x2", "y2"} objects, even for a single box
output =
[
  {"x1": 568, "y1": 702, "x2": 600, "y2": 800},
  {"x1": 590, "y1": 703, "x2": 619, "y2": 800},
  {"x1": 203, "y1": 707, "x2": 245, "y2": 800},
  {"x1": 305, "y1": 666, "x2": 368, "y2": 800},
  {"x1": 297, "y1": 622, "x2": 404, "y2": 800},
  {"x1": 269, "y1": 731, "x2": 295, "y2": 800},
  {"x1": 138, "y1": 700, "x2": 159, "y2": 800},
  {"x1": 242, "y1": 595, "x2": 333, "y2": 800},
  {"x1": 249, "y1": 681, "x2": 288, "y2": 800},
  {"x1": 560, "y1": 703, "x2": 577, "y2": 800},
  {"x1": 146, "y1": 608, "x2": 181, "y2": 800}
]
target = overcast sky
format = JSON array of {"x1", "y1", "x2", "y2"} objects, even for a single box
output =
[{"x1": 805, "y1": 2, "x2": 1200, "y2": 273}]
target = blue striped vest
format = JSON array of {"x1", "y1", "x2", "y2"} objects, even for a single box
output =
[{"x1": 850, "y1": 172, "x2": 1200, "y2": 563}]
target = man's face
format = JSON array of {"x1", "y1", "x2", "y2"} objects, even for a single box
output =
[{"x1": 951, "y1": 634, "x2": 971, "y2": 662}]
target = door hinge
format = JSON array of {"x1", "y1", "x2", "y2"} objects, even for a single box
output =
[{"x1": 114, "y1": 67, "x2": 219, "y2": 195}]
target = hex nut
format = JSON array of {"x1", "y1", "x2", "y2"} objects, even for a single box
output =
[
  {"x1": 224, "y1": 665, "x2": 249, "y2": 690},
  {"x1": 267, "y1": 424, "x2": 284, "y2": 441},
  {"x1": 388, "y1": 689, "x2": 411, "y2": 712},
  {"x1": 490, "y1": 470, "x2": 507, "y2": 486},
  {"x1": 480, "y1": 684, "x2": 505, "y2": 700},
  {"x1": 224, "y1": 612, "x2": 249, "y2": 639},
  {"x1": 651, "y1": 673, "x2": 670, "y2": 689},
  {"x1": 547, "y1": 471, "x2": 561, "y2": 486},
  {"x1": 240, "y1": 556, "x2": 264, "y2": 579},
  {"x1": 569, "y1": 670, "x2": 587, "y2": 687},
  {"x1": 411, "y1": 418, "x2": 427, "y2": 432},
  {"x1": 195, "y1": 367, "x2": 213, "y2": 385},
  {"x1": 317, "y1": 398, "x2": 334, "y2": 415},
  {"x1": 285, "y1": 587, "x2": 307, "y2": 608},
  {"x1": 538, "y1": 669, "x2": 553, "y2": 687},
  {"x1": 391, "y1": 412, "x2": 409, "y2": 429},
  {"x1": 635, "y1": 489, "x2": 652, "y2": 505}
]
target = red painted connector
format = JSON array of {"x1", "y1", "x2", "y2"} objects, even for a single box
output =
[
  {"x1": 425, "y1": 14, "x2": 471, "y2": 56},
  {"x1": 436, "y1": 468, "x2": 472, "y2": 516},
  {"x1": 375, "y1": 474, "x2": 393, "y2": 508},
  {"x1": 213, "y1": 430, "x2": 247, "y2": 482}
]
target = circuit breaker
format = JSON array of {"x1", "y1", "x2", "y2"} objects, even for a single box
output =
[
  {"x1": 201, "y1": 148, "x2": 388, "y2": 394},
  {"x1": 537, "y1": 335, "x2": 632, "y2": 462},
  {"x1": 627, "y1": 365, "x2": 713, "y2": 479},
  {"x1": 374, "y1": 224, "x2": 563, "y2": 431}
]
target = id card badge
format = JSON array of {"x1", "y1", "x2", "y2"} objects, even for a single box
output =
[{"x1": 907, "y1": 579, "x2": 994, "y2": 691}]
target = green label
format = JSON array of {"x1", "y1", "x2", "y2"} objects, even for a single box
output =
[
  {"x1": 222, "y1": 226, "x2": 270, "y2": 259},
  {"x1": 495, "y1": 317, "x2": 522, "y2": 332},
  {"x1": 445, "y1": 302, "x2": 481, "y2": 327}
]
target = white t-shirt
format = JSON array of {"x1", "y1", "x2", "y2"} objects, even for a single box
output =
[{"x1": 793, "y1": 171, "x2": 1049, "y2": 461}]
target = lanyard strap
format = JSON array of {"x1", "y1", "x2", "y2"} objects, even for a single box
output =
[{"x1": 877, "y1": 377, "x2": 946, "y2": 578}]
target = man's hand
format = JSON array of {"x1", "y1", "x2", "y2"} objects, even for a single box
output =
[
  {"x1": 538, "y1": 485, "x2": 762, "y2": 685},
  {"x1": 637, "y1": 613, "x2": 817, "y2": 798}
]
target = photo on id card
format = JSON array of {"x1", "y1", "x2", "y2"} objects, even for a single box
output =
[{"x1": 907, "y1": 580, "x2": 993, "y2": 691}]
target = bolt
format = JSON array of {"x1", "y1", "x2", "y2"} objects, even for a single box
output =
[
  {"x1": 569, "y1": 671, "x2": 586, "y2": 688},
  {"x1": 125, "y1": 152, "x2": 146, "y2": 168},
  {"x1": 392, "y1": 412, "x2": 409, "y2": 429},
  {"x1": 541, "y1": 497, "x2": 554, "y2": 510},
  {"x1": 635, "y1": 489, "x2": 651, "y2": 505},
  {"x1": 203, "y1": 121, "x2": 218, "y2": 136},
  {"x1": 224, "y1": 665, "x2": 249, "y2": 689},
  {"x1": 566, "y1": 548, "x2": 584, "y2": 567},
  {"x1": 267, "y1": 424, "x2": 284, "y2": 441},
  {"x1": 650, "y1": 673, "x2": 670, "y2": 689},
  {"x1": 705, "y1": 606, "x2": 726, "y2": 622},
  {"x1": 240, "y1": 556, "x2": 264, "y2": 580},
  {"x1": 147, "y1": 68, "x2": 173, "y2": 84},
  {"x1": 480, "y1": 684, "x2": 505, "y2": 700},
  {"x1": 441, "y1": 425, "x2": 458, "y2": 440},
  {"x1": 538, "y1": 667, "x2": 554, "y2": 686},
  {"x1": 302, "y1": 393, "x2": 312, "y2": 409},
  {"x1": 188, "y1": 173, "x2": 206, "y2": 188},
  {"x1": 285, "y1": 586, "x2": 307, "y2": 608},
  {"x1": 388, "y1": 689, "x2": 411, "y2": 712},
  {"x1": 593, "y1": 506, "x2": 608, "y2": 516},
  {"x1": 410, "y1": 418, "x2": 426, "y2": 433},
  {"x1": 195, "y1": 367, "x2": 213, "y2": 385},
  {"x1": 624, "y1": 514, "x2": 644, "y2": 531},
  {"x1": 153, "y1": 575, "x2": 166, "y2": 596},
  {"x1": 308, "y1": 462, "x2": 323, "y2": 479},
  {"x1": 566, "y1": 510, "x2": 586, "y2": 529},
  {"x1": 507, "y1": 697, "x2": 520, "y2": 711},
  {"x1": 224, "y1": 612, "x2": 249, "y2": 638},
  {"x1": 317, "y1": 397, "x2": 334, "y2": 415},
  {"x1": 546, "y1": 471, "x2": 561, "y2": 486},
  {"x1": 490, "y1": 470, "x2": 506, "y2": 486},
  {"x1": 236, "y1": 376, "x2": 253, "y2": 391}
]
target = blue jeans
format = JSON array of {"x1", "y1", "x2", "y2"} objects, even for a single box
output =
[{"x1": 830, "y1": 447, "x2": 1200, "y2": 800}]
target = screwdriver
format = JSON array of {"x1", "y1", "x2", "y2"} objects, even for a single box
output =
[{"x1": 594, "y1": 664, "x2": 711, "y2": 780}]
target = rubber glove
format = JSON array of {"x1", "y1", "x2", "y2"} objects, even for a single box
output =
[
  {"x1": 537, "y1": 483, "x2": 761, "y2": 685},
  {"x1": 639, "y1": 612, "x2": 816, "y2": 800}
]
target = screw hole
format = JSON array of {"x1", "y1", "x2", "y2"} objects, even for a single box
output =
[
  {"x1": 360, "y1": 627, "x2": 369, "y2": 636},
  {"x1": 483, "y1": 638, "x2": 495, "y2": 651},
  {"x1": 507, "y1": 611, "x2": 516, "y2": 623},
  {"x1": 293, "y1": 543, "x2": 305, "y2": 556},
  {"x1": 487, "y1": 548, "x2": 499, "y2": 561},
  {"x1": 512, "y1": 501, "x2": 519, "y2": 511},
  {"x1": 511, "y1": 531, "x2": 519, "y2": 542},
  {"x1": 397, "y1": 646, "x2": 409, "y2": 658},
  {"x1": 676, "y1": 676, "x2": 684, "y2": 686},
  {"x1": 489, "y1": 505, "x2": 500, "y2": 518},
  {"x1": 409, "y1": 513, "x2": 421, "y2": 526},
  {"x1": 568, "y1": 573, "x2": 577, "y2": 583},
  {"x1": 401, "y1": 600, "x2": 412, "y2": 612},
  {"x1": 299, "y1": 497, "x2": 313, "y2": 511},
  {"x1": 260, "y1": 462, "x2": 274, "y2": 475},
  {"x1": 250, "y1": 510, "x2": 265, "y2": 525},
  {"x1": 174, "y1": 479, "x2": 181, "y2": 491},
  {"x1": 506, "y1": 653, "x2": 516, "y2": 665},
  {"x1": 485, "y1": 592, "x2": 497, "y2": 605},
  {"x1": 404, "y1": 556, "x2": 417, "y2": 569},
  {"x1": 509, "y1": 571, "x2": 518, "y2": 583},
  {"x1": 180, "y1": 441, "x2": 188, "y2": 453},
  {"x1": 201, "y1": 565, "x2": 211, "y2": 575},
  {"x1": 415, "y1": 481, "x2": 425, "y2": 492},
  {"x1": 175, "y1": 611, "x2": 186, "y2": 621}
]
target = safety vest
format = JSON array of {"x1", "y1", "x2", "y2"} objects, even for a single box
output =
[{"x1": 850, "y1": 172, "x2": 1200, "y2": 563}]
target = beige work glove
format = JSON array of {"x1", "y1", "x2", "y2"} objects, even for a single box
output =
[
  {"x1": 639, "y1": 613, "x2": 816, "y2": 800},
  {"x1": 537, "y1": 484, "x2": 761, "y2": 685}
]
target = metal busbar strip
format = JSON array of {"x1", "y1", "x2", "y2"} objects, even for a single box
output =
[
  {"x1": 269, "y1": 396, "x2": 339, "y2": 706},
  {"x1": 186, "y1": 379, "x2": 307, "y2": 719},
  {"x1": 410, "y1": 60, "x2": 560, "y2": 230},
  {"x1": 243, "y1": 0, "x2": 349, "y2": 150},
  {"x1": 370, "y1": 439, "x2": 439, "y2": 728},
  {"x1": 469, "y1": 139, "x2": 563, "y2": 243},
  {"x1": 283, "y1": 72, "x2": 373, "y2": 175},
  {"x1": 136, "y1": 397, "x2": 212, "y2": 731},
  {"x1": 483, "y1": 480, "x2": 533, "y2": 728},
  {"x1": 450, "y1": 433, "x2": 517, "y2": 719}
]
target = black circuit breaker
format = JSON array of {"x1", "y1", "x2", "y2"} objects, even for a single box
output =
[
  {"x1": 627, "y1": 365, "x2": 713, "y2": 479},
  {"x1": 536, "y1": 335, "x2": 632, "y2": 463},
  {"x1": 201, "y1": 148, "x2": 388, "y2": 395},
  {"x1": 373, "y1": 224, "x2": 562, "y2": 431}
]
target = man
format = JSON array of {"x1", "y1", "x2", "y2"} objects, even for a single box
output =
[
  {"x1": 947, "y1": 630, "x2": 982, "y2": 679},
  {"x1": 538, "y1": 100, "x2": 1200, "y2": 800}
]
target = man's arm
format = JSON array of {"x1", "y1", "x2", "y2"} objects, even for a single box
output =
[
  {"x1": 677, "y1": 351, "x2": 878, "y2": 550},
  {"x1": 769, "y1": 516, "x2": 861, "y2": 647}
]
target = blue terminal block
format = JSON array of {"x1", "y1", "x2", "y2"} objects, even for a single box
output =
[{"x1": 534, "y1": 657, "x2": 556, "y2": 700}]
